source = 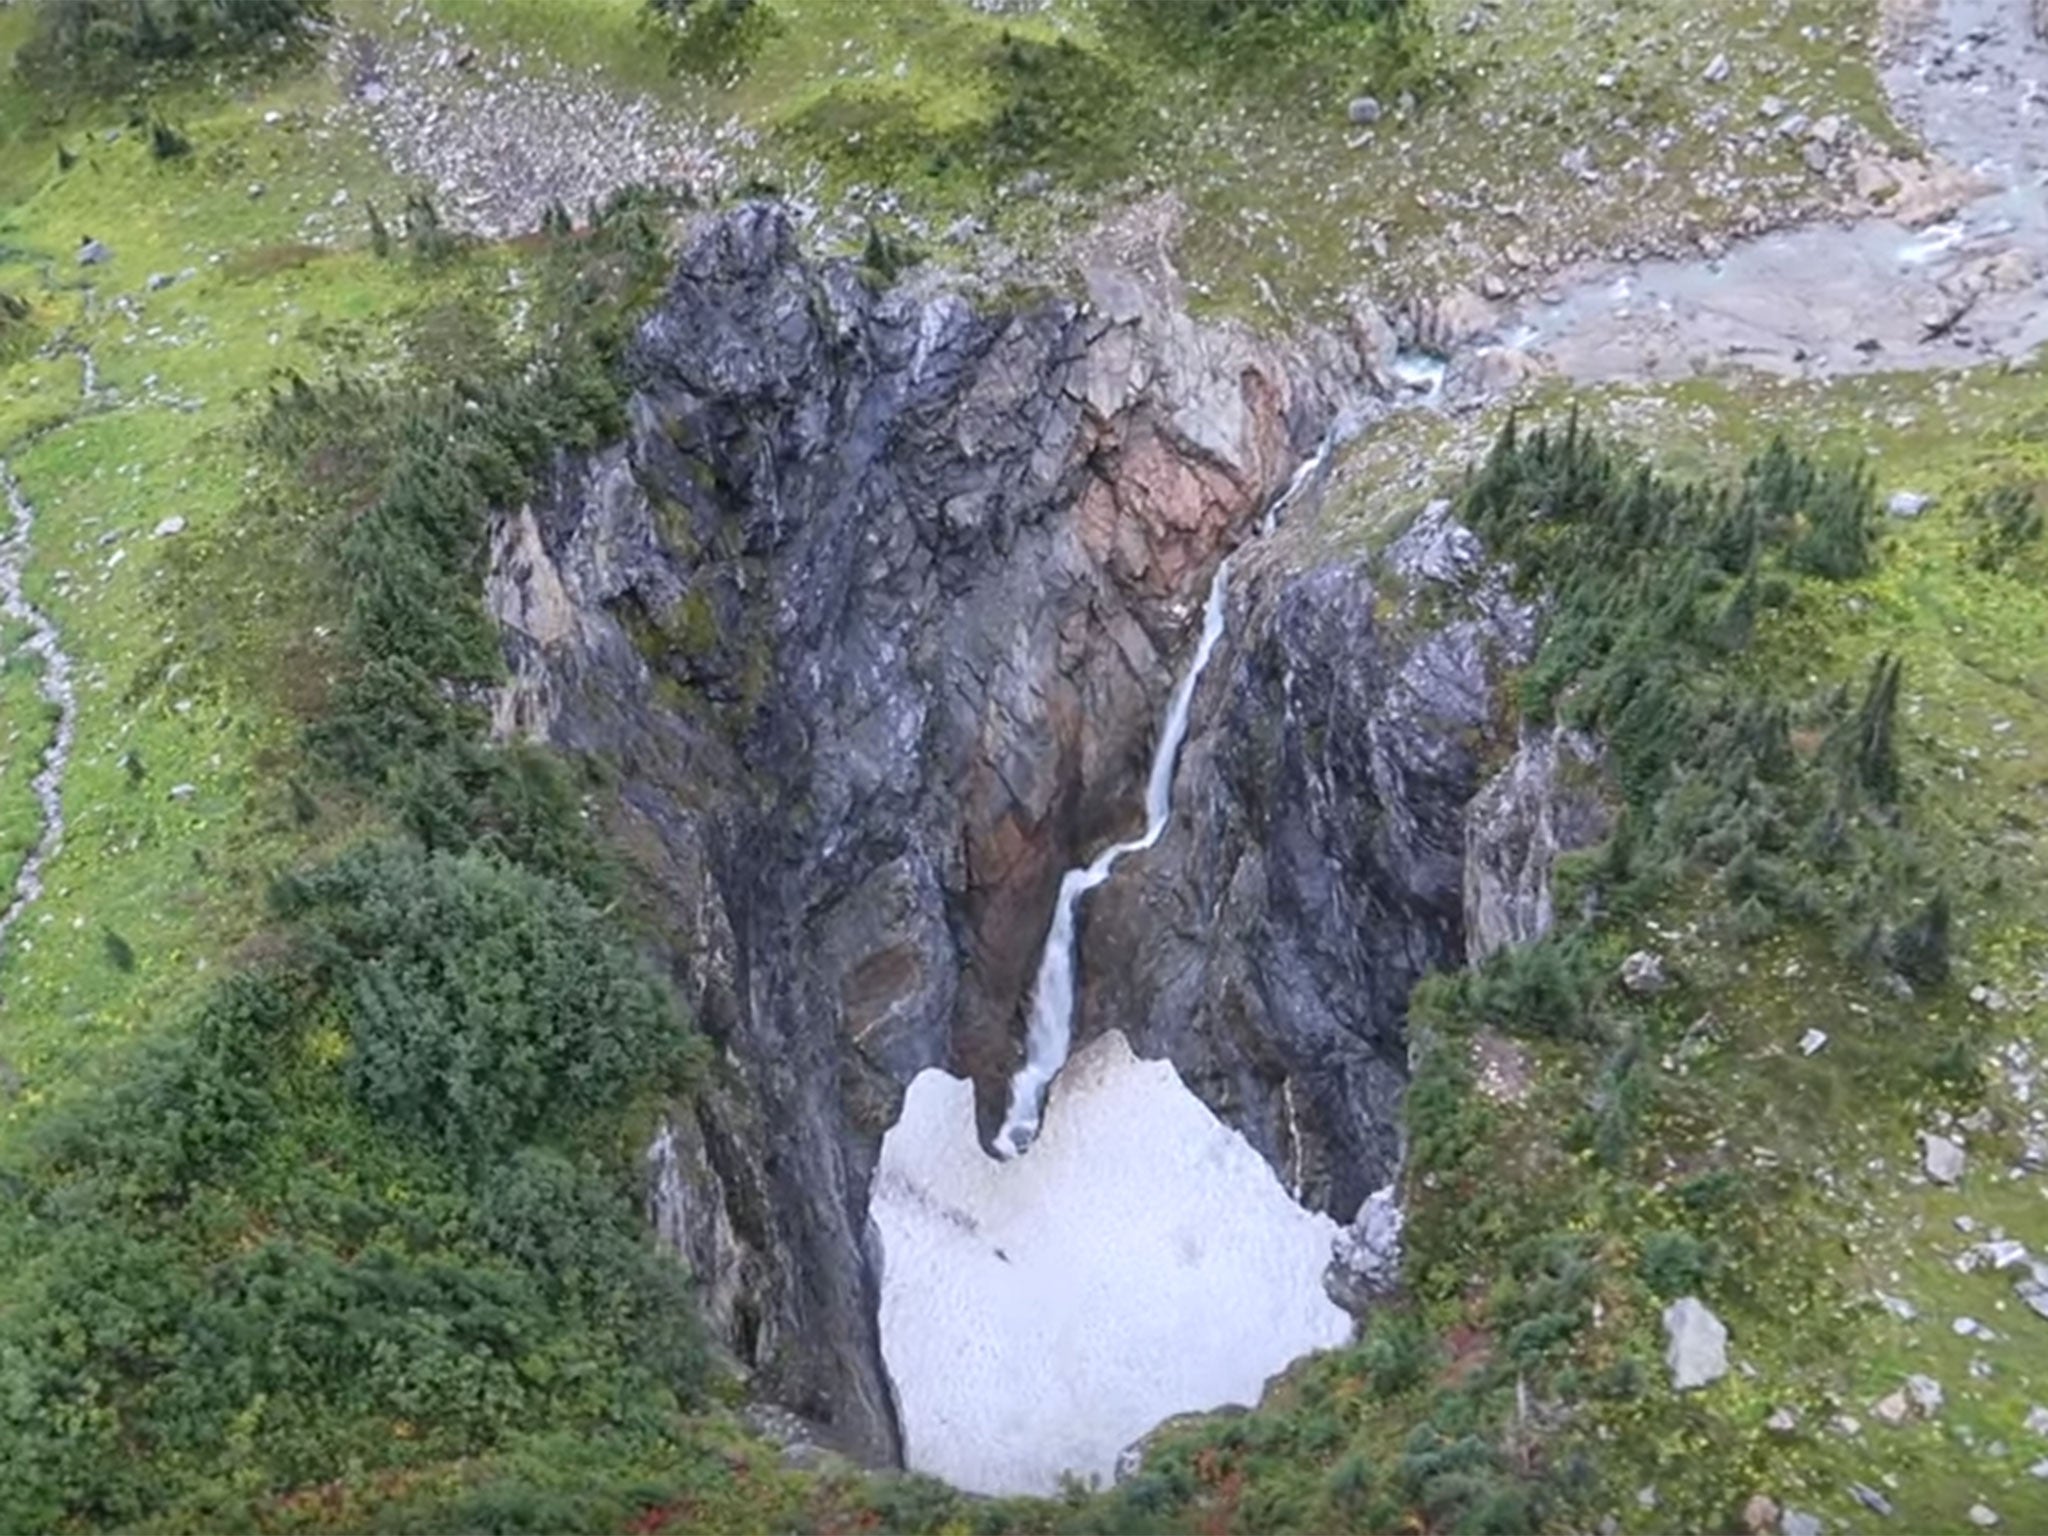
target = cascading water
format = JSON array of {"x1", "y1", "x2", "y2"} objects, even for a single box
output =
[
  {"x1": 994, "y1": 558, "x2": 1234, "y2": 1157},
  {"x1": 996, "y1": 421, "x2": 1346, "y2": 1158}
]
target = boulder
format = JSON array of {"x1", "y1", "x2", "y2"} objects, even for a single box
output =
[
  {"x1": 1663, "y1": 1296, "x2": 1729, "y2": 1389},
  {"x1": 1325, "y1": 1186, "x2": 1404, "y2": 1313},
  {"x1": 1921, "y1": 1130, "x2": 1966, "y2": 1184}
]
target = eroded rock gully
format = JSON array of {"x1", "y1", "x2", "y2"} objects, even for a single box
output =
[{"x1": 486, "y1": 203, "x2": 1564, "y2": 1465}]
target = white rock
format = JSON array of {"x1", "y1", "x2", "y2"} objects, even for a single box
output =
[
  {"x1": 1889, "y1": 490, "x2": 1933, "y2": 518},
  {"x1": 1766, "y1": 1405, "x2": 1800, "y2": 1434},
  {"x1": 153, "y1": 516, "x2": 186, "y2": 538},
  {"x1": 1702, "y1": 53, "x2": 1731, "y2": 84},
  {"x1": 168, "y1": 783, "x2": 197, "y2": 801},
  {"x1": 1781, "y1": 1511, "x2": 1825, "y2": 1536},
  {"x1": 1969, "y1": 1504, "x2": 1999, "y2": 1528},
  {"x1": 1663, "y1": 1296, "x2": 1729, "y2": 1390},
  {"x1": 1621, "y1": 950, "x2": 1670, "y2": 995},
  {"x1": 1871, "y1": 1390, "x2": 1910, "y2": 1427},
  {"x1": 2024, "y1": 1404, "x2": 2048, "y2": 1437},
  {"x1": 1799, "y1": 1028, "x2": 1829, "y2": 1056},
  {"x1": 1878, "y1": 1292, "x2": 1918, "y2": 1322},
  {"x1": 1922, "y1": 1131, "x2": 1966, "y2": 1185},
  {"x1": 1905, "y1": 1374, "x2": 1943, "y2": 1415}
]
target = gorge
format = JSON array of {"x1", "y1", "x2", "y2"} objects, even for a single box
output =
[{"x1": 482, "y1": 0, "x2": 2048, "y2": 1497}]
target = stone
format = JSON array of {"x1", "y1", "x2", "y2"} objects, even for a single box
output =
[
  {"x1": 1922, "y1": 1131, "x2": 1966, "y2": 1184},
  {"x1": 1808, "y1": 115, "x2": 1844, "y2": 147},
  {"x1": 1955, "y1": 1316, "x2": 1988, "y2": 1337},
  {"x1": 153, "y1": 516, "x2": 187, "y2": 538},
  {"x1": 2025, "y1": 1404, "x2": 2048, "y2": 1436},
  {"x1": 1781, "y1": 1512, "x2": 1825, "y2": 1536},
  {"x1": 1621, "y1": 950, "x2": 1670, "y2": 995},
  {"x1": 1905, "y1": 1374, "x2": 1943, "y2": 1415},
  {"x1": 1765, "y1": 1406, "x2": 1800, "y2": 1434},
  {"x1": 146, "y1": 271, "x2": 175, "y2": 291},
  {"x1": 1325, "y1": 1186, "x2": 1403, "y2": 1313},
  {"x1": 1803, "y1": 142, "x2": 1832, "y2": 175},
  {"x1": 1799, "y1": 1028, "x2": 1829, "y2": 1056},
  {"x1": 1871, "y1": 1390, "x2": 1910, "y2": 1427},
  {"x1": 1760, "y1": 95, "x2": 1787, "y2": 119},
  {"x1": 2032, "y1": 1459, "x2": 2048, "y2": 1479},
  {"x1": 1878, "y1": 1292, "x2": 1918, "y2": 1322},
  {"x1": 77, "y1": 237, "x2": 110, "y2": 266},
  {"x1": 1663, "y1": 1296, "x2": 1729, "y2": 1389},
  {"x1": 1969, "y1": 1505, "x2": 1999, "y2": 1528},
  {"x1": 1889, "y1": 491, "x2": 1933, "y2": 518},
  {"x1": 167, "y1": 783, "x2": 197, "y2": 801},
  {"x1": 1849, "y1": 1483, "x2": 1894, "y2": 1517},
  {"x1": 1702, "y1": 53, "x2": 1731, "y2": 84},
  {"x1": 1347, "y1": 95, "x2": 1383, "y2": 126},
  {"x1": 2015, "y1": 1274, "x2": 2048, "y2": 1321},
  {"x1": 1744, "y1": 1494, "x2": 1779, "y2": 1533}
]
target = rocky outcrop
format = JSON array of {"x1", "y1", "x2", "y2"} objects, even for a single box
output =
[
  {"x1": 1463, "y1": 721, "x2": 1610, "y2": 965},
  {"x1": 488, "y1": 203, "x2": 1342, "y2": 1463}
]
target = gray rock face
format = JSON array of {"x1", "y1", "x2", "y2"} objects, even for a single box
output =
[
  {"x1": 1463, "y1": 723, "x2": 1609, "y2": 965},
  {"x1": 487, "y1": 204, "x2": 1540, "y2": 1467},
  {"x1": 489, "y1": 204, "x2": 1346, "y2": 1462},
  {"x1": 1663, "y1": 1295, "x2": 1730, "y2": 1389},
  {"x1": 1080, "y1": 499, "x2": 1536, "y2": 1218}
]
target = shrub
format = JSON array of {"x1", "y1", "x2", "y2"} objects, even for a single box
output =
[
  {"x1": 1638, "y1": 1228, "x2": 1715, "y2": 1298},
  {"x1": 274, "y1": 842, "x2": 689, "y2": 1158}
]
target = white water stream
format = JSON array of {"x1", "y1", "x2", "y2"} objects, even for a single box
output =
[
  {"x1": 0, "y1": 463, "x2": 76, "y2": 963},
  {"x1": 993, "y1": 557, "x2": 1234, "y2": 1157}
]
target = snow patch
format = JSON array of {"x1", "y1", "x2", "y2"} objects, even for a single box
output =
[{"x1": 873, "y1": 1031, "x2": 1353, "y2": 1496}]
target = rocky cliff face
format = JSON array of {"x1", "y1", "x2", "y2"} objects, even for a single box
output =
[
  {"x1": 486, "y1": 205, "x2": 1569, "y2": 1466},
  {"x1": 1078, "y1": 503, "x2": 1537, "y2": 1227}
]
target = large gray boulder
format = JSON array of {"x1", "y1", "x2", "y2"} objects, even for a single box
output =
[{"x1": 1663, "y1": 1296, "x2": 1730, "y2": 1389}]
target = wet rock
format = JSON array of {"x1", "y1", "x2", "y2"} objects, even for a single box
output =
[
  {"x1": 490, "y1": 203, "x2": 1343, "y2": 1462},
  {"x1": 1922, "y1": 1130, "x2": 1966, "y2": 1184},
  {"x1": 1888, "y1": 490, "x2": 1933, "y2": 518},
  {"x1": 1663, "y1": 1296, "x2": 1729, "y2": 1389},
  {"x1": 1347, "y1": 95, "x2": 1382, "y2": 126}
]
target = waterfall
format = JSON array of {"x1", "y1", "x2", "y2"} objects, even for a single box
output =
[
  {"x1": 994, "y1": 559, "x2": 1233, "y2": 1157},
  {"x1": 995, "y1": 425, "x2": 1349, "y2": 1159}
]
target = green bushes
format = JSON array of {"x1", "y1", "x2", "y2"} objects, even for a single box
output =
[
  {"x1": 276, "y1": 843, "x2": 690, "y2": 1158},
  {"x1": 0, "y1": 192, "x2": 710, "y2": 1530},
  {"x1": 14, "y1": 0, "x2": 328, "y2": 92}
]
